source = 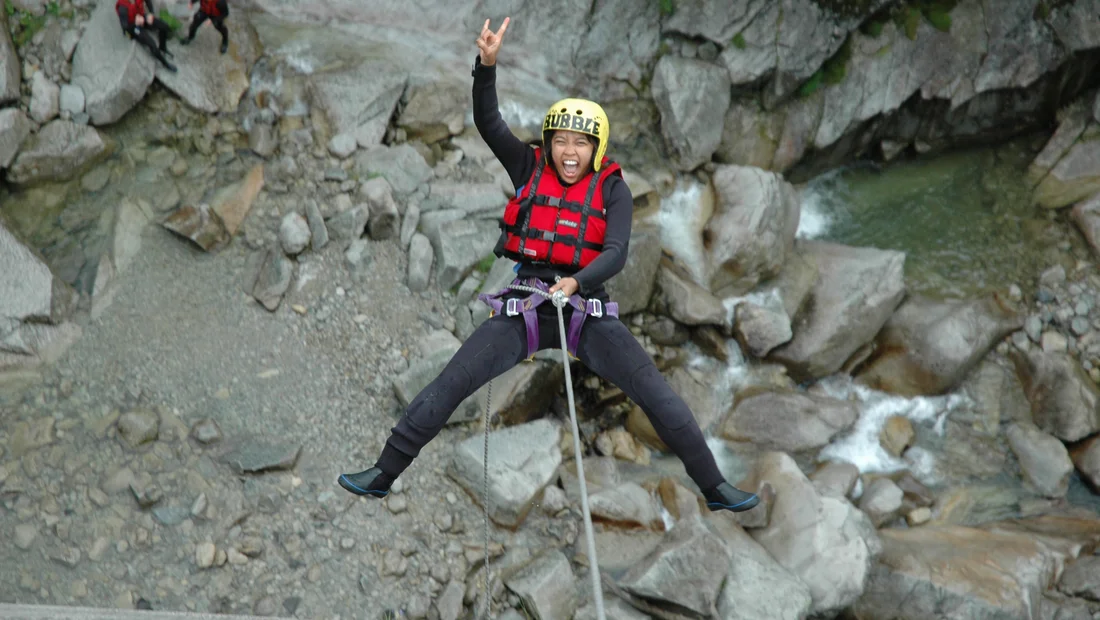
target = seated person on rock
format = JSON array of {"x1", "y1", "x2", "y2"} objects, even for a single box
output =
[
  {"x1": 338, "y1": 17, "x2": 759, "y2": 515},
  {"x1": 180, "y1": 0, "x2": 230, "y2": 55},
  {"x1": 116, "y1": 0, "x2": 177, "y2": 72}
]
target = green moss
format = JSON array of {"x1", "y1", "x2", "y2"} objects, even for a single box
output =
[
  {"x1": 158, "y1": 8, "x2": 182, "y2": 32},
  {"x1": 475, "y1": 255, "x2": 496, "y2": 273},
  {"x1": 658, "y1": 0, "x2": 674, "y2": 17},
  {"x1": 4, "y1": 0, "x2": 14, "y2": 16},
  {"x1": 732, "y1": 32, "x2": 746, "y2": 49},
  {"x1": 903, "y1": 7, "x2": 921, "y2": 40},
  {"x1": 798, "y1": 70, "x2": 824, "y2": 98},
  {"x1": 924, "y1": 7, "x2": 951, "y2": 31},
  {"x1": 822, "y1": 36, "x2": 851, "y2": 85},
  {"x1": 15, "y1": 12, "x2": 46, "y2": 47},
  {"x1": 45, "y1": 1, "x2": 58, "y2": 16},
  {"x1": 860, "y1": 18, "x2": 885, "y2": 37}
]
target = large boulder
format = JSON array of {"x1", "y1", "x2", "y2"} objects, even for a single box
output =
[
  {"x1": 309, "y1": 61, "x2": 406, "y2": 148},
  {"x1": 703, "y1": 165, "x2": 800, "y2": 297},
  {"x1": 747, "y1": 451, "x2": 881, "y2": 616},
  {"x1": 7, "y1": 120, "x2": 111, "y2": 186},
  {"x1": 446, "y1": 418, "x2": 563, "y2": 529},
  {"x1": 0, "y1": 10, "x2": 20, "y2": 104},
  {"x1": 768, "y1": 241, "x2": 906, "y2": 382},
  {"x1": 154, "y1": 14, "x2": 261, "y2": 114},
  {"x1": 651, "y1": 258, "x2": 728, "y2": 327},
  {"x1": 1012, "y1": 350, "x2": 1100, "y2": 443},
  {"x1": 354, "y1": 144, "x2": 432, "y2": 197},
  {"x1": 605, "y1": 227, "x2": 662, "y2": 315},
  {"x1": 856, "y1": 293, "x2": 1023, "y2": 397},
  {"x1": 720, "y1": 389, "x2": 858, "y2": 453},
  {"x1": 70, "y1": 0, "x2": 156, "y2": 125},
  {"x1": 1032, "y1": 125, "x2": 1100, "y2": 210},
  {"x1": 0, "y1": 109, "x2": 34, "y2": 169},
  {"x1": 1070, "y1": 192, "x2": 1100, "y2": 259},
  {"x1": 650, "y1": 55, "x2": 731, "y2": 171},
  {"x1": 396, "y1": 80, "x2": 467, "y2": 145},
  {"x1": 851, "y1": 518, "x2": 1100, "y2": 620}
]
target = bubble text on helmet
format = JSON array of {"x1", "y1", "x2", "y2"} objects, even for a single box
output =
[{"x1": 543, "y1": 113, "x2": 601, "y2": 137}]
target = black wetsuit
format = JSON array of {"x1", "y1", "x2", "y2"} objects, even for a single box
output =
[
  {"x1": 117, "y1": 0, "x2": 174, "y2": 70},
  {"x1": 373, "y1": 57, "x2": 727, "y2": 493},
  {"x1": 183, "y1": 0, "x2": 229, "y2": 51}
]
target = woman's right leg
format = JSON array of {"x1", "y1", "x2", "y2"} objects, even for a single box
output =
[{"x1": 339, "y1": 314, "x2": 530, "y2": 497}]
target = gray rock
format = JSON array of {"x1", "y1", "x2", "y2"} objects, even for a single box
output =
[
  {"x1": 305, "y1": 200, "x2": 328, "y2": 251},
  {"x1": 503, "y1": 550, "x2": 577, "y2": 620},
  {"x1": 59, "y1": 83, "x2": 86, "y2": 115},
  {"x1": 249, "y1": 124, "x2": 277, "y2": 158},
  {"x1": 29, "y1": 72, "x2": 60, "y2": 124},
  {"x1": 344, "y1": 239, "x2": 373, "y2": 283},
  {"x1": 190, "y1": 418, "x2": 222, "y2": 444},
  {"x1": 858, "y1": 477, "x2": 904, "y2": 528},
  {"x1": 70, "y1": 0, "x2": 155, "y2": 125},
  {"x1": 721, "y1": 389, "x2": 858, "y2": 453},
  {"x1": 326, "y1": 205, "x2": 368, "y2": 247},
  {"x1": 219, "y1": 439, "x2": 302, "y2": 474},
  {"x1": 355, "y1": 144, "x2": 433, "y2": 196},
  {"x1": 705, "y1": 165, "x2": 800, "y2": 296},
  {"x1": 1058, "y1": 555, "x2": 1100, "y2": 601},
  {"x1": 7, "y1": 120, "x2": 111, "y2": 186},
  {"x1": 425, "y1": 181, "x2": 504, "y2": 216},
  {"x1": 406, "y1": 234, "x2": 433, "y2": 293},
  {"x1": 1006, "y1": 422, "x2": 1073, "y2": 498},
  {"x1": 396, "y1": 81, "x2": 467, "y2": 145},
  {"x1": 446, "y1": 418, "x2": 563, "y2": 528},
  {"x1": 0, "y1": 108, "x2": 33, "y2": 169},
  {"x1": 604, "y1": 227, "x2": 662, "y2": 316},
  {"x1": 429, "y1": 219, "x2": 499, "y2": 291},
  {"x1": 618, "y1": 518, "x2": 732, "y2": 617},
  {"x1": 362, "y1": 177, "x2": 400, "y2": 240},
  {"x1": 14, "y1": 524, "x2": 36, "y2": 550},
  {"x1": 768, "y1": 241, "x2": 906, "y2": 382},
  {"x1": 310, "y1": 61, "x2": 406, "y2": 143},
  {"x1": 434, "y1": 580, "x2": 465, "y2": 620},
  {"x1": 117, "y1": 410, "x2": 159, "y2": 448},
  {"x1": 589, "y1": 482, "x2": 663, "y2": 530},
  {"x1": 749, "y1": 452, "x2": 881, "y2": 616},
  {"x1": 1025, "y1": 315, "x2": 1043, "y2": 343},
  {"x1": 0, "y1": 216, "x2": 73, "y2": 327},
  {"x1": 251, "y1": 249, "x2": 294, "y2": 311},
  {"x1": 0, "y1": 11, "x2": 18, "y2": 104},
  {"x1": 399, "y1": 202, "x2": 420, "y2": 250},
  {"x1": 279, "y1": 212, "x2": 311, "y2": 256},
  {"x1": 1015, "y1": 350, "x2": 1100, "y2": 442},
  {"x1": 810, "y1": 461, "x2": 860, "y2": 499},
  {"x1": 327, "y1": 133, "x2": 357, "y2": 159},
  {"x1": 1071, "y1": 193, "x2": 1100, "y2": 260},
  {"x1": 652, "y1": 260, "x2": 728, "y2": 327},
  {"x1": 650, "y1": 56, "x2": 730, "y2": 171},
  {"x1": 734, "y1": 300, "x2": 793, "y2": 358},
  {"x1": 1070, "y1": 317, "x2": 1090, "y2": 337}
]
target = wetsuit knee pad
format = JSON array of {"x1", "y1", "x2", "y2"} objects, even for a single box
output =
[{"x1": 628, "y1": 363, "x2": 692, "y2": 432}]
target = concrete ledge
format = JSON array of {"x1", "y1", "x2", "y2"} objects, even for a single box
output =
[{"x1": 0, "y1": 604, "x2": 271, "y2": 620}]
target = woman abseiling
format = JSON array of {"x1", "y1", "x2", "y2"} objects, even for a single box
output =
[{"x1": 338, "y1": 17, "x2": 759, "y2": 514}]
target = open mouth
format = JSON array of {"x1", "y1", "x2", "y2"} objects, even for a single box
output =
[{"x1": 562, "y1": 159, "x2": 579, "y2": 177}]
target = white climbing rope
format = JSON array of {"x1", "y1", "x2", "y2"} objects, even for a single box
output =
[{"x1": 479, "y1": 280, "x2": 607, "y2": 620}]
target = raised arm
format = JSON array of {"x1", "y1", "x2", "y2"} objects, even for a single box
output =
[{"x1": 472, "y1": 17, "x2": 535, "y2": 189}]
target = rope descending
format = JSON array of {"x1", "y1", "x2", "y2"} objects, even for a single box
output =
[{"x1": 479, "y1": 281, "x2": 606, "y2": 620}]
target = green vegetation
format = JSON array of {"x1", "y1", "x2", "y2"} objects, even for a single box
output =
[
  {"x1": 823, "y1": 36, "x2": 851, "y2": 84},
  {"x1": 798, "y1": 70, "x2": 824, "y2": 98},
  {"x1": 158, "y1": 8, "x2": 182, "y2": 33},
  {"x1": 475, "y1": 255, "x2": 496, "y2": 274},
  {"x1": 658, "y1": 0, "x2": 674, "y2": 17},
  {"x1": 731, "y1": 32, "x2": 746, "y2": 50}
]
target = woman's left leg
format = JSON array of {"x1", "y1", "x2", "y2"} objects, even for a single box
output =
[{"x1": 571, "y1": 315, "x2": 758, "y2": 511}]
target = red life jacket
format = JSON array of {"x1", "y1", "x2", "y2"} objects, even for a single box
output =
[
  {"x1": 200, "y1": 0, "x2": 222, "y2": 17},
  {"x1": 495, "y1": 147, "x2": 622, "y2": 270},
  {"x1": 116, "y1": 0, "x2": 145, "y2": 26}
]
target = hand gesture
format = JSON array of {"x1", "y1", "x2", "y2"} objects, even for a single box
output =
[
  {"x1": 135, "y1": 14, "x2": 145, "y2": 26},
  {"x1": 476, "y1": 17, "x2": 510, "y2": 67}
]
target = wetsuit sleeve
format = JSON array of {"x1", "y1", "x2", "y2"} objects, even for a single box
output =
[
  {"x1": 472, "y1": 56, "x2": 536, "y2": 190},
  {"x1": 572, "y1": 175, "x2": 633, "y2": 295}
]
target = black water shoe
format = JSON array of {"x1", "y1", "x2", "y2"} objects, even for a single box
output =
[
  {"x1": 338, "y1": 467, "x2": 394, "y2": 498},
  {"x1": 703, "y1": 482, "x2": 759, "y2": 512}
]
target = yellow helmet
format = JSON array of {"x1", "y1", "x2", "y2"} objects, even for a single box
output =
[{"x1": 542, "y1": 98, "x2": 610, "y2": 172}]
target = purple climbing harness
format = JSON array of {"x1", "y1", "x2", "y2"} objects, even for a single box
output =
[{"x1": 477, "y1": 277, "x2": 619, "y2": 359}]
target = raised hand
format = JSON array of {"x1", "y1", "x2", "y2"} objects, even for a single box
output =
[{"x1": 476, "y1": 17, "x2": 510, "y2": 67}]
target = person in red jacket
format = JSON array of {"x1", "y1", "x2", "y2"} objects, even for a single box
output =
[
  {"x1": 116, "y1": 0, "x2": 176, "y2": 72},
  {"x1": 337, "y1": 17, "x2": 760, "y2": 515},
  {"x1": 180, "y1": 0, "x2": 229, "y2": 55}
]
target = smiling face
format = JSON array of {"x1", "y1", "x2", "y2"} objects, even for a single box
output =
[{"x1": 549, "y1": 130, "x2": 595, "y2": 185}]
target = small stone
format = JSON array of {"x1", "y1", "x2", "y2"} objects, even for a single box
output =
[
  {"x1": 14, "y1": 524, "x2": 36, "y2": 550},
  {"x1": 1008, "y1": 284, "x2": 1022, "y2": 301},
  {"x1": 341, "y1": 537, "x2": 356, "y2": 550},
  {"x1": 88, "y1": 488, "x2": 110, "y2": 507},
  {"x1": 1025, "y1": 316, "x2": 1042, "y2": 343},
  {"x1": 190, "y1": 418, "x2": 222, "y2": 444},
  {"x1": 390, "y1": 478, "x2": 405, "y2": 494},
  {"x1": 434, "y1": 511, "x2": 453, "y2": 533},
  {"x1": 407, "y1": 594, "x2": 431, "y2": 619},
  {"x1": 1071, "y1": 317, "x2": 1090, "y2": 336},
  {"x1": 430, "y1": 562, "x2": 450, "y2": 584},
  {"x1": 906, "y1": 507, "x2": 932, "y2": 526},
  {"x1": 382, "y1": 549, "x2": 408, "y2": 576},
  {"x1": 1076, "y1": 301, "x2": 1090, "y2": 316},
  {"x1": 226, "y1": 548, "x2": 249, "y2": 565},
  {"x1": 1091, "y1": 367, "x2": 1100, "y2": 383},
  {"x1": 1042, "y1": 331, "x2": 1069, "y2": 353},
  {"x1": 879, "y1": 416, "x2": 914, "y2": 457},
  {"x1": 238, "y1": 537, "x2": 264, "y2": 557},
  {"x1": 387, "y1": 495, "x2": 408, "y2": 514},
  {"x1": 117, "y1": 410, "x2": 159, "y2": 448},
  {"x1": 195, "y1": 542, "x2": 216, "y2": 568},
  {"x1": 88, "y1": 537, "x2": 109, "y2": 562},
  {"x1": 1011, "y1": 331, "x2": 1030, "y2": 352},
  {"x1": 254, "y1": 596, "x2": 278, "y2": 617},
  {"x1": 446, "y1": 492, "x2": 457, "y2": 504},
  {"x1": 214, "y1": 548, "x2": 227, "y2": 566},
  {"x1": 292, "y1": 304, "x2": 307, "y2": 315},
  {"x1": 52, "y1": 547, "x2": 81, "y2": 567},
  {"x1": 1040, "y1": 265, "x2": 1066, "y2": 287},
  {"x1": 191, "y1": 493, "x2": 208, "y2": 518},
  {"x1": 71, "y1": 580, "x2": 88, "y2": 598},
  {"x1": 279, "y1": 212, "x2": 311, "y2": 256}
]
